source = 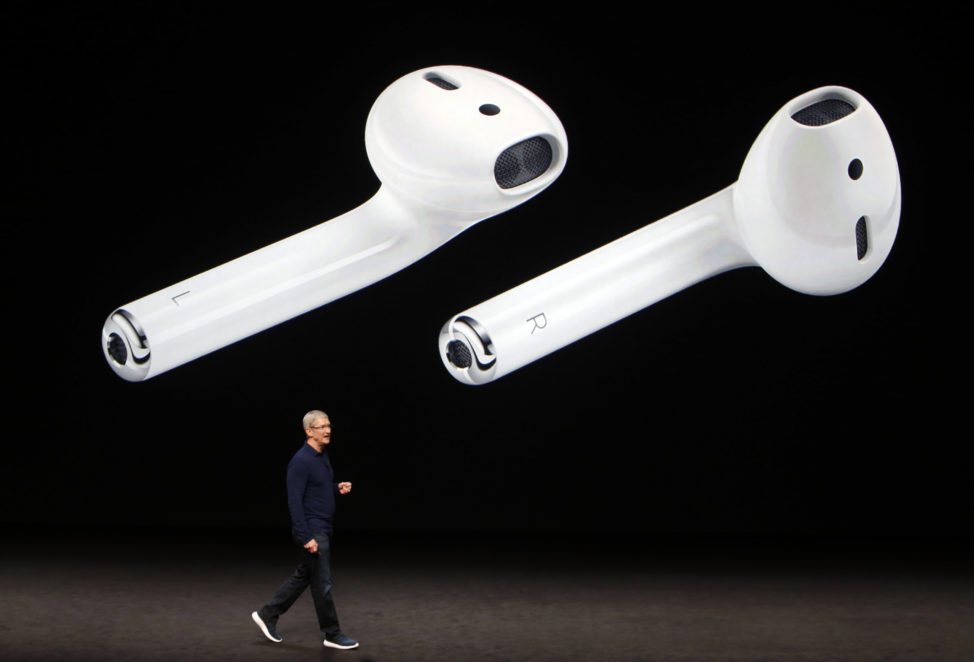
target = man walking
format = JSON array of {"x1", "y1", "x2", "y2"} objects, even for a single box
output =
[{"x1": 252, "y1": 410, "x2": 359, "y2": 650}]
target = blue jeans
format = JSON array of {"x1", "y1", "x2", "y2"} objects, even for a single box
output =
[{"x1": 258, "y1": 531, "x2": 342, "y2": 637}]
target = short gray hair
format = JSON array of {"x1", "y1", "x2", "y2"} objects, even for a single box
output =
[{"x1": 303, "y1": 410, "x2": 329, "y2": 431}]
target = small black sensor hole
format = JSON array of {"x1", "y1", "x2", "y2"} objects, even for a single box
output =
[
  {"x1": 849, "y1": 159, "x2": 863, "y2": 180},
  {"x1": 479, "y1": 104, "x2": 500, "y2": 116}
]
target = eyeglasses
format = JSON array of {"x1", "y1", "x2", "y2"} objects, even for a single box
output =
[{"x1": 310, "y1": 424, "x2": 331, "y2": 430}]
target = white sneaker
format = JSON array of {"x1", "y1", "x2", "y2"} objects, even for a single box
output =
[
  {"x1": 323, "y1": 632, "x2": 359, "y2": 649},
  {"x1": 252, "y1": 611, "x2": 283, "y2": 643}
]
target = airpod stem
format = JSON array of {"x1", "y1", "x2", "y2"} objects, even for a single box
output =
[
  {"x1": 102, "y1": 186, "x2": 443, "y2": 381},
  {"x1": 440, "y1": 185, "x2": 756, "y2": 384}
]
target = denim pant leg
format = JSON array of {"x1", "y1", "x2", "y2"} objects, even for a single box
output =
[
  {"x1": 259, "y1": 554, "x2": 313, "y2": 627},
  {"x1": 308, "y1": 531, "x2": 342, "y2": 637}
]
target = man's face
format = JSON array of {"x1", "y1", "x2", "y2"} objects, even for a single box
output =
[{"x1": 307, "y1": 417, "x2": 332, "y2": 446}]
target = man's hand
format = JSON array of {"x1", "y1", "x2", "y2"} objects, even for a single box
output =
[
  {"x1": 338, "y1": 481, "x2": 352, "y2": 495},
  {"x1": 304, "y1": 538, "x2": 319, "y2": 554}
]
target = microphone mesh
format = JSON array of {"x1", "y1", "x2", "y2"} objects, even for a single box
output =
[
  {"x1": 494, "y1": 137, "x2": 553, "y2": 189},
  {"x1": 425, "y1": 75, "x2": 458, "y2": 90},
  {"x1": 856, "y1": 216, "x2": 868, "y2": 260},
  {"x1": 791, "y1": 98, "x2": 856, "y2": 126},
  {"x1": 446, "y1": 340, "x2": 473, "y2": 368},
  {"x1": 107, "y1": 333, "x2": 128, "y2": 365}
]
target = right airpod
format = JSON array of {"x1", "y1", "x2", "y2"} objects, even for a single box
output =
[
  {"x1": 440, "y1": 86, "x2": 901, "y2": 384},
  {"x1": 733, "y1": 87, "x2": 900, "y2": 295}
]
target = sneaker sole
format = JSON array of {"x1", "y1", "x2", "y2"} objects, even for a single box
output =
[
  {"x1": 323, "y1": 639, "x2": 359, "y2": 650},
  {"x1": 252, "y1": 611, "x2": 283, "y2": 643}
]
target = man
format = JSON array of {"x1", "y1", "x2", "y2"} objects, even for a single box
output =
[{"x1": 252, "y1": 410, "x2": 359, "y2": 650}]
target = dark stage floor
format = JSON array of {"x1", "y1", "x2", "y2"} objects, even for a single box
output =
[{"x1": 1, "y1": 528, "x2": 972, "y2": 662}]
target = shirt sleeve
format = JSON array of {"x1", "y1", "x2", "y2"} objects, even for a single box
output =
[{"x1": 286, "y1": 455, "x2": 313, "y2": 545}]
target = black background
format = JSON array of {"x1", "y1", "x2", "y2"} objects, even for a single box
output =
[{"x1": 4, "y1": 3, "x2": 968, "y2": 539}]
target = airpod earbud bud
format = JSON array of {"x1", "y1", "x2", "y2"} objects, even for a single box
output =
[
  {"x1": 102, "y1": 65, "x2": 568, "y2": 381},
  {"x1": 439, "y1": 86, "x2": 900, "y2": 385}
]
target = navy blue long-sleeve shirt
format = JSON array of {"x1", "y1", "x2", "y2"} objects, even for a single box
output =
[{"x1": 286, "y1": 442, "x2": 339, "y2": 545}]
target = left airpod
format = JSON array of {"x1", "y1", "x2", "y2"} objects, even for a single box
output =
[
  {"x1": 440, "y1": 86, "x2": 900, "y2": 384},
  {"x1": 102, "y1": 65, "x2": 568, "y2": 381}
]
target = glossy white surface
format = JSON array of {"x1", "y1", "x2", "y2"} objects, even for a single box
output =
[
  {"x1": 102, "y1": 65, "x2": 567, "y2": 381},
  {"x1": 441, "y1": 86, "x2": 900, "y2": 385}
]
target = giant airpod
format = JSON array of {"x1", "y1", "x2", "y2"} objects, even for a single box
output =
[
  {"x1": 440, "y1": 86, "x2": 900, "y2": 384},
  {"x1": 102, "y1": 65, "x2": 567, "y2": 381}
]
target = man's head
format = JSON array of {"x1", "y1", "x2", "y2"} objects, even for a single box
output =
[{"x1": 303, "y1": 409, "x2": 331, "y2": 450}]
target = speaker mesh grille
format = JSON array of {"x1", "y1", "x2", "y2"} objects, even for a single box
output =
[
  {"x1": 792, "y1": 98, "x2": 856, "y2": 126},
  {"x1": 494, "y1": 137, "x2": 553, "y2": 189}
]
